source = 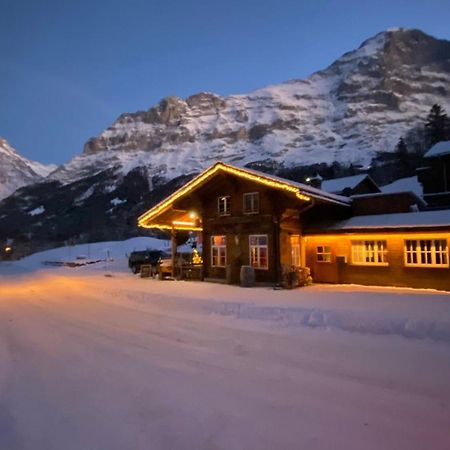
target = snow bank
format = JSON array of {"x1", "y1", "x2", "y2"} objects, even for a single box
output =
[
  {"x1": 212, "y1": 301, "x2": 450, "y2": 343},
  {"x1": 23, "y1": 237, "x2": 170, "y2": 266},
  {"x1": 0, "y1": 237, "x2": 194, "y2": 275},
  {"x1": 84, "y1": 270, "x2": 450, "y2": 345}
]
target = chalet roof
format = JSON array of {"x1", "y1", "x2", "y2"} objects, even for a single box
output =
[
  {"x1": 381, "y1": 176, "x2": 424, "y2": 198},
  {"x1": 138, "y1": 162, "x2": 350, "y2": 229},
  {"x1": 321, "y1": 174, "x2": 375, "y2": 194},
  {"x1": 350, "y1": 191, "x2": 427, "y2": 210},
  {"x1": 305, "y1": 209, "x2": 450, "y2": 233},
  {"x1": 239, "y1": 166, "x2": 351, "y2": 205},
  {"x1": 424, "y1": 140, "x2": 450, "y2": 158}
]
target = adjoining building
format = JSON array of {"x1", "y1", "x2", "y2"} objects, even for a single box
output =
[
  {"x1": 417, "y1": 140, "x2": 450, "y2": 208},
  {"x1": 138, "y1": 161, "x2": 450, "y2": 291},
  {"x1": 321, "y1": 174, "x2": 381, "y2": 196}
]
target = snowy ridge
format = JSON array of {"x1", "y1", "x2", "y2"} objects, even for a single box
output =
[
  {"x1": 48, "y1": 28, "x2": 450, "y2": 188},
  {"x1": 0, "y1": 138, "x2": 57, "y2": 200}
]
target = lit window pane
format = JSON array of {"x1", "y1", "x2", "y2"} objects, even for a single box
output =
[
  {"x1": 404, "y1": 239, "x2": 448, "y2": 267},
  {"x1": 351, "y1": 240, "x2": 387, "y2": 265},
  {"x1": 249, "y1": 235, "x2": 268, "y2": 269}
]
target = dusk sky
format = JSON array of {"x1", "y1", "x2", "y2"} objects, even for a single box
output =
[{"x1": 1, "y1": 0, "x2": 450, "y2": 165}]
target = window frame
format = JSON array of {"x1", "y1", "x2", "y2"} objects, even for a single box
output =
[
  {"x1": 217, "y1": 196, "x2": 231, "y2": 216},
  {"x1": 211, "y1": 235, "x2": 227, "y2": 267},
  {"x1": 351, "y1": 240, "x2": 388, "y2": 266},
  {"x1": 290, "y1": 235, "x2": 301, "y2": 267},
  {"x1": 249, "y1": 234, "x2": 269, "y2": 270},
  {"x1": 316, "y1": 245, "x2": 332, "y2": 263},
  {"x1": 404, "y1": 239, "x2": 449, "y2": 268},
  {"x1": 243, "y1": 192, "x2": 260, "y2": 215}
]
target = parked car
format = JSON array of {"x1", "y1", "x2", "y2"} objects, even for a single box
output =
[
  {"x1": 158, "y1": 252, "x2": 203, "y2": 280},
  {"x1": 128, "y1": 250, "x2": 167, "y2": 274}
]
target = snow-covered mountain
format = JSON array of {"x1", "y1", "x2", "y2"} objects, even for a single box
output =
[
  {"x1": 1, "y1": 28, "x2": 450, "y2": 249},
  {"x1": 49, "y1": 28, "x2": 450, "y2": 186},
  {"x1": 0, "y1": 138, "x2": 56, "y2": 201}
]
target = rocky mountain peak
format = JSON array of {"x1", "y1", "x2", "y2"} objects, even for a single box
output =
[
  {"x1": 77, "y1": 28, "x2": 449, "y2": 187},
  {"x1": 0, "y1": 138, "x2": 56, "y2": 200},
  {"x1": 383, "y1": 28, "x2": 450, "y2": 67},
  {"x1": 23, "y1": 30, "x2": 446, "y2": 187}
]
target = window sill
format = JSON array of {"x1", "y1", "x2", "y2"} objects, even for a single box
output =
[
  {"x1": 404, "y1": 264, "x2": 449, "y2": 269},
  {"x1": 351, "y1": 263, "x2": 389, "y2": 267}
]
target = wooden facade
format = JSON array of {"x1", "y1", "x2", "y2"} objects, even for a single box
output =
[
  {"x1": 199, "y1": 174, "x2": 281, "y2": 283},
  {"x1": 138, "y1": 162, "x2": 450, "y2": 291},
  {"x1": 138, "y1": 162, "x2": 349, "y2": 285},
  {"x1": 305, "y1": 231, "x2": 450, "y2": 291}
]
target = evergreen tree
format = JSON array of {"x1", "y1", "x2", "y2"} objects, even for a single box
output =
[
  {"x1": 425, "y1": 104, "x2": 450, "y2": 146},
  {"x1": 395, "y1": 137, "x2": 408, "y2": 158},
  {"x1": 394, "y1": 137, "x2": 410, "y2": 176}
]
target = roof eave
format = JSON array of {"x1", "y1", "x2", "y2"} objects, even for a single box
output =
[{"x1": 137, "y1": 161, "x2": 350, "y2": 228}]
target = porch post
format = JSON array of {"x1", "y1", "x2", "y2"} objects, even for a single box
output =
[
  {"x1": 201, "y1": 228, "x2": 206, "y2": 281},
  {"x1": 171, "y1": 228, "x2": 177, "y2": 279},
  {"x1": 273, "y1": 214, "x2": 282, "y2": 286}
]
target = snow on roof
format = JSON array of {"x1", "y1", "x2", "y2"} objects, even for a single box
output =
[
  {"x1": 381, "y1": 176, "x2": 424, "y2": 198},
  {"x1": 307, "y1": 209, "x2": 450, "y2": 232},
  {"x1": 424, "y1": 141, "x2": 450, "y2": 158},
  {"x1": 138, "y1": 162, "x2": 351, "y2": 229},
  {"x1": 321, "y1": 174, "x2": 369, "y2": 193}
]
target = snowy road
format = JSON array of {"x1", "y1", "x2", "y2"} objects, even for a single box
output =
[{"x1": 0, "y1": 271, "x2": 450, "y2": 450}]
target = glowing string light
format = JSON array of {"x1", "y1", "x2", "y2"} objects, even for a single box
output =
[{"x1": 138, "y1": 162, "x2": 314, "y2": 229}]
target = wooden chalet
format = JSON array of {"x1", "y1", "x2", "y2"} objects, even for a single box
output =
[
  {"x1": 138, "y1": 161, "x2": 450, "y2": 291},
  {"x1": 138, "y1": 162, "x2": 350, "y2": 284}
]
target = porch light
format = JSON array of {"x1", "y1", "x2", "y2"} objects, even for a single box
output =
[{"x1": 172, "y1": 220, "x2": 197, "y2": 227}]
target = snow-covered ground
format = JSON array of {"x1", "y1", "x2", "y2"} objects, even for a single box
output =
[{"x1": 1, "y1": 240, "x2": 450, "y2": 450}]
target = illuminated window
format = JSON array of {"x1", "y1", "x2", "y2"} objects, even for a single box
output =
[
  {"x1": 211, "y1": 236, "x2": 227, "y2": 267},
  {"x1": 351, "y1": 240, "x2": 388, "y2": 265},
  {"x1": 404, "y1": 239, "x2": 448, "y2": 267},
  {"x1": 217, "y1": 196, "x2": 230, "y2": 216},
  {"x1": 243, "y1": 192, "x2": 260, "y2": 214},
  {"x1": 316, "y1": 245, "x2": 331, "y2": 262},
  {"x1": 291, "y1": 235, "x2": 301, "y2": 266},
  {"x1": 249, "y1": 234, "x2": 268, "y2": 269}
]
